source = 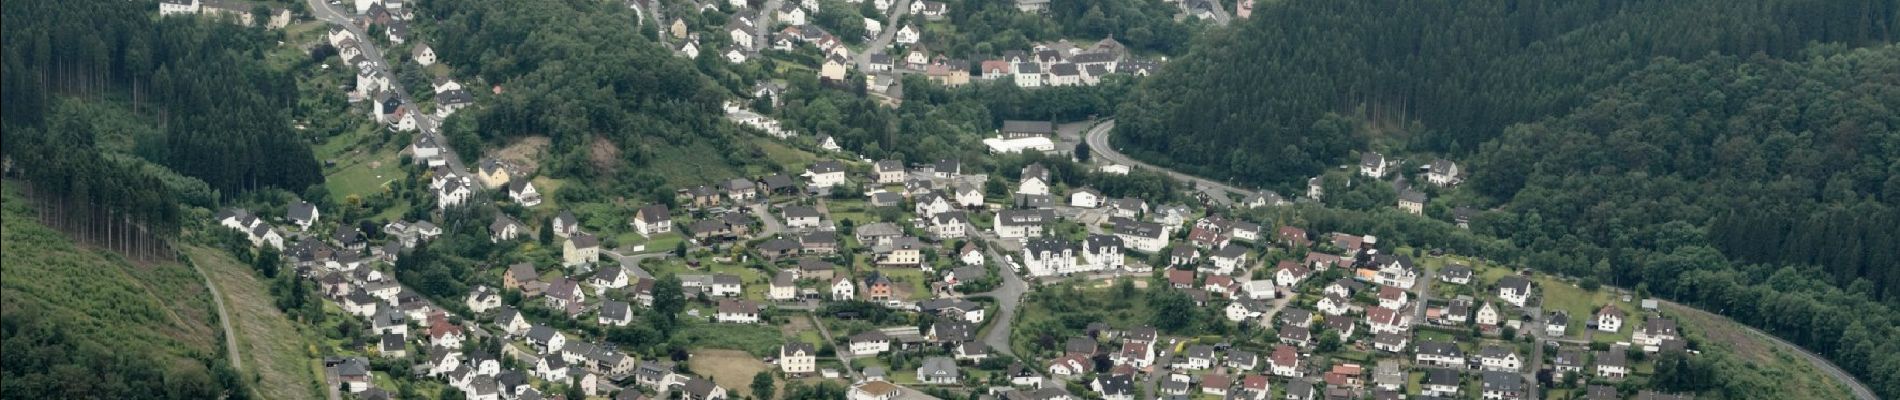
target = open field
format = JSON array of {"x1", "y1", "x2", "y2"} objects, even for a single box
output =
[{"x1": 689, "y1": 349, "x2": 773, "y2": 399}]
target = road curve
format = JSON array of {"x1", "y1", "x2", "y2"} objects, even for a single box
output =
[
  {"x1": 1087, "y1": 120, "x2": 1879, "y2": 400},
  {"x1": 1084, "y1": 120, "x2": 1260, "y2": 206}
]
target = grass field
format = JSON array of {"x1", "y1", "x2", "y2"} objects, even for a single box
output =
[
  {"x1": 754, "y1": 138, "x2": 820, "y2": 171},
  {"x1": 1535, "y1": 275, "x2": 1634, "y2": 340},
  {"x1": 187, "y1": 245, "x2": 326, "y2": 400},
  {"x1": 688, "y1": 349, "x2": 774, "y2": 399},
  {"x1": 1667, "y1": 303, "x2": 1855, "y2": 400}
]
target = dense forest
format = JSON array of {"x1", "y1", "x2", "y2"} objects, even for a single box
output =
[
  {"x1": 926, "y1": 0, "x2": 1200, "y2": 57},
  {"x1": 1116, "y1": 0, "x2": 1897, "y2": 192}
]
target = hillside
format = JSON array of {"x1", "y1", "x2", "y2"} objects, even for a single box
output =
[
  {"x1": 417, "y1": 0, "x2": 774, "y2": 198},
  {"x1": 1114, "y1": 0, "x2": 1897, "y2": 191},
  {"x1": 0, "y1": 185, "x2": 243, "y2": 398}
]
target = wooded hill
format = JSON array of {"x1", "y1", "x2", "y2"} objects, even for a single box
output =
[{"x1": 1116, "y1": 0, "x2": 1897, "y2": 192}]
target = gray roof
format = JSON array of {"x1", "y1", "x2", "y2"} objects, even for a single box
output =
[
  {"x1": 1001, "y1": 120, "x2": 1055, "y2": 135},
  {"x1": 918, "y1": 357, "x2": 959, "y2": 379},
  {"x1": 1481, "y1": 371, "x2": 1523, "y2": 392}
]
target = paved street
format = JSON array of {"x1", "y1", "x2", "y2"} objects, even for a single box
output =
[
  {"x1": 971, "y1": 239, "x2": 1029, "y2": 357},
  {"x1": 1084, "y1": 120, "x2": 1262, "y2": 206},
  {"x1": 852, "y1": 0, "x2": 914, "y2": 72}
]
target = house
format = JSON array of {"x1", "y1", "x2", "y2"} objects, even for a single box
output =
[
  {"x1": 1067, "y1": 188, "x2": 1103, "y2": 208},
  {"x1": 804, "y1": 160, "x2": 847, "y2": 188},
  {"x1": 1477, "y1": 301, "x2": 1500, "y2": 326},
  {"x1": 1269, "y1": 345, "x2": 1301, "y2": 377},
  {"x1": 1480, "y1": 371, "x2": 1524, "y2": 400},
  {"x1": 914, "y1": 193, "x2": 954, "y2": 218},
  {"x1": 1427, "y1": 159, "x2": 1462, "y2": 186},
  {"x1": 1014, "y1": 0, "x2": 1050, "y2": 12},
  {"x1": 436, "y1": 177, "x2": 473, "y2": 209},
  {"x1": 490, "y1": 214, "x2": 526, "y2": 243},
  {"x1": 874, "y1": 237, "x2": 925, "y2": 268},
  {"x1": 1366, "y1": 307, "x2": 1409, "y2": 335},
  {"x1": 1480, "y1": 345, "x2": 1521, "y2": 372},
  {"x1": 1206, "y1": 244, "x2": 1249, "y2": 275},
  {"x1": 1047, "y1": 354, "x2": 1091, "y2": 378},
  {"x1": 507, "y1": 180, "x2": 543, "y2": 207},
  {"x1": 526, "y1": 325, "x2": 567, "y2": 353},
  {"x1": 715, "y1": 300, "x2": 761, "y2": 323},
  {"x1": 1046, "y1": 63, "x2": 1082, "y2": 86},
  {"x1": 504, "y1": 263, "x2": 543, "y2": 293},
  {"x1": 563, "y1": 232, "x2": 601, "y2": 267},
  {"x1": 428, "y1": 320, "x2": 465, "y2": 349},
  {"x1": 288, "y1": 201, "x2": 320, "y2": 230},
  {"x1": 1275, "y1": 261, "x2": 1312, "y2": 288},
  {"x1": 873, "y1": 159, "x2": 906, "y2": 183},
  {"x1": 1422, "y1": 368, "x2": 1461, "y2": 397},
  {"x1": 1415, "y1": 341, "x2": 1465, "y2": 368},
  {"x1": 920, "y1": 298, "x2": 985, "y2": 323},
  {"x1": 598, "y1": 300, "x2": 633, "y2": 326},
  {"x1": 1092, "y1": 374, "x2": 1135, "y2": 400},
  {"x1": 1372, "y1": 361, "x2": 1405, "y2": 392},
  {"x1": 1359, "y1": 152, "x2": 1388, "y2": 178},
  {"x1": 994, "y1": 209, "x2": 1054, "y2": 239},
  {"x1": 957, "y1": 243, "x2": 985, "y2": 266},
  {"x1": 780, "y1": 206, "x2": 823, "y2": 230},
  {"x1": 544, "y1": 278, "x2": 587, "y2": 315},
  {"x1": 336, "y1": 358, "x2": 373, "y2": 393},
  {"x1": 1317, "y1": 295, "x2": 1352, "y2": 316},
  {"x1": 465, "y1": 286, "x2": 502, "y2": 314},
  {"x1": 1168, "y1": 246, "x2": 1200, "y2": 267},
  {"x1": 1440, "y1": 264, "x2": 1474, "y2": 284},
  {"x1": 776, "y1": 2, "x2": 807, "y2": 25},
  {"x1": 1373, "y1": 333, "x2": 1409, "y2": 353},
  {"x1": 1497, "y1": 275, "x2": 1533, "y2": 307},
  {"x1": 1111, "y1": 218, "x2": 1169, "y2": 253},
  {"x1": 1634, "y1": 317, "x2": 1681, "y2": 352},
  {"x1": 768, "y1": 272, "x2": 797, "y2": 301},
  {"x1": 1012, "y1": 62, "x2": 1043, "y2": 87},
  {"x1": 1377, "y1": 286, "x2": 1409, "y2": 309},
  {"x1": 779, "y1": 342, "x2": 817, "y2": 375},
  {"x1": 552, "y1": 211, "x2": 582, "y2": 238},
  {"x1": 830, "y1": 275, "x2": 856, "y2": 300},
  {"x1": 850, "y1": 331, "x2": 891, "y2": 356},
  {"x1": 1021, "y1": 238, "x2": 1076, "y2": 278},
  {"x1": 1278, "y1": 325, "x2": 1311, "y2": 347},
  {"x1": 928, "y1": 212, "x2": 969, "y2": 239},
  {"x1": 632, "y1": 205, "x2": 673, "y2": 236},
  {"x1": 1017, "y1": 174, "x2": 1050, "y2": 197},
  {"x1": 1082, "y1": 234, "x2": 1125, "y2": 272},
  {"x1": 1180, "y1": 345, "x2": 1217, "y2": 370},
  {"x1": 917, "y1": 357, "x2": 959, "y2": 384},
  {"x1": 849, "y1": 381, "x2": 902, "y2": 400},
  {"x1": 955, "y1": 342, "x2": 990, "y2": 362},
  {"x1": 820, "y1": 55, "x2": 849, "y2": 81},
  {"x1": 682, "y1": 377, "x2": 729, "y2": 400},
  {"x1": 862, "y1": 273, "x2": 894, "y2": 300},
  {"x1": 1397, "y1": 189, "x2": 1427, "y2": 215},
  {"x1": 1596, "y1": 305, "x2": 1624, "y2": 332},
  {"x1": 1546, "y1": 311, "x2": 1570, "y2": 337},
  {"x1": 893, "y1": 24, "x2": 919, "y2": 45}
]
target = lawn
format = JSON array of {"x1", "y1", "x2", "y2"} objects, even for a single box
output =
[
  {"x1": 318, "y1": 122, "x2": 407, "y2": 203},
  {"x1": 677, "y1": 319, "x2": 786, "y2": 357},
  {"x1": 1535, "y1": 275, "x2": 1634, "y2": 340},
  {"x1": 187, "y1": 245, "x2": 327, "y2": 400},
  {"x1": 753, "y1": 138, "x2": 820, "y2": 171},
  {"x1": 1012, "y1": 283, "x2": 1156, "y2": 358},
  {"x1": 872, "y1": 267, "x2": 931, "y2": 300}
]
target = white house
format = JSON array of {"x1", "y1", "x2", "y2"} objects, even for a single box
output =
[
  {"x1": 1359, "y1": 152, "x2": 1388, "y2": 178},
  {"x1": 1596, "y1": 305, "x2": 1624, "y2": 332},
  {"x1": 804, "y1": 161, "x2": 847, "y2": 189},
  {"x1": 994, "y1": 209, "x2": 1053, "y2": 239},
  {"x1": 1021, "y1": 238, "x2": 1076, "y2": 278},
  {"x1": 716, "y1": 300, "x2": 761, "y2": 324},
  {"x1": 830, "y1": 276, "x2": 856, "y2": 300},
  {"x1": 779, "y1": 343, "x2": 817, "y2": 374},
  {"x1": 1070, "y1": 189, "x2": 1102, "y2": 208},
  {"x1": 1496, "y1": 276, "x2": 1532, "y2": 308},
  {"x1": 893, "y1": 25, "x2": 919, "y2": 45}
]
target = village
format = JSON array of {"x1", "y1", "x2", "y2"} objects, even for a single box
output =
[{"x1": 188, "y1": 0, "x2": 1715, "y2": 399}]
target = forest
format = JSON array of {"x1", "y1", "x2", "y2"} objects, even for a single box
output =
[
  {"x1": 2, "y1": 0, "x2": 323, "y2": 238},
  {"x1": 925, "y1": 0, "x2": 1200, "y2": 57},
  {"x1": 1116, "y1": 0, "x2": 1897, "y2": 192},
  {"x1": 415, "y1": 0, "x2": 770, "y2": 199}
]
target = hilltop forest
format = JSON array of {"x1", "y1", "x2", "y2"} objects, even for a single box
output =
[{"x1": 1117, "y1": 0, "x2": 1900, "y2": 397}]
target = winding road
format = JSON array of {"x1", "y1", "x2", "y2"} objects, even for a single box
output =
[
  {"x1": 1084, "y1": 120, "x2": 1262, "y2": 206},
  {"x1": 1087, "y1": 120, "x2": 1879, "y2": 400}
]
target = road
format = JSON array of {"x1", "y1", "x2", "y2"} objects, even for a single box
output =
[
  {"x1": 970, "y1": 240, "x2": 1029, "y2": 357},
  {"x1": 807, "y1": 313, "x2": 861, "y2": 380},
  {"x1": 1083, "y1": 120, "x2": 1260, "y2": 207},
  {"x1": 749, "y1": 203, "x2": 787, "y2": 238},
  {"x1": 757, "y1": 0, "x2": 784, "y2": 52},
  {"x1": 852, "y1": 0, "x2": 914, "y2": 72},
  {"x1": 1090, "y1": 119, "x2": 1879, "y2": 400},
  {"x1": 306, "y1": 0, "x2": 473, "y2": 181}
]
